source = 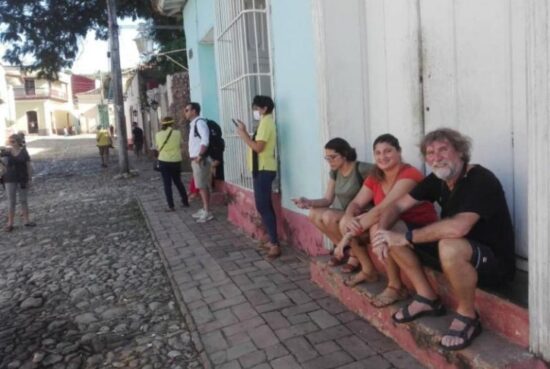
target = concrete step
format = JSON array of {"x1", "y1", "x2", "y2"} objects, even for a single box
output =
[
  {"x1": 366, "y1": 248, "x2": 528, "y2": 348},
  {"x1": 310, "y1": 257, "x2": 548, "y2": 369}
]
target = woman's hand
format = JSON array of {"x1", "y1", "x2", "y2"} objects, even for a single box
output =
[
  {"x1": 292, "y1": 197, "x2": 311, "y2": 209},
  {"x1": 235, "y1": 120, "x2": 247, "y2": 138},
  {"x1": 333, "y1": 242, "x2": 345, "y2": 260},
  {"x1": 345, "y1": 216, "x2": 363, "y2": 236}
]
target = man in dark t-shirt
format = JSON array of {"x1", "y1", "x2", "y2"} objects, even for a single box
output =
[
  {"x1": 372, "y1": 128, "x2": 515, "y2": 351},
  {"x1": 132, "y1": 122, "x2": 144, "y2": 158}
]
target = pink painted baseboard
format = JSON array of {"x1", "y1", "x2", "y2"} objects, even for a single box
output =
[{"x1": 223, "y1": 182, "x2": 326, "y2": 256}]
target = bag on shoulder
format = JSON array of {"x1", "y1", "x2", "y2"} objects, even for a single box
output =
[{"x1": 194, "y1": 119, "x2": 225, "y2": 161}]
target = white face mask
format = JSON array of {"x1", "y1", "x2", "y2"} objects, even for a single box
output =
[{"x1": 253, "y1": 110, "x2": 261, "y2": 121}]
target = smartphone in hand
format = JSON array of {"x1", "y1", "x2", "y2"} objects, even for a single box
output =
[{"x1": 231, "y1": 118, "x2": 239, "y2": 127}]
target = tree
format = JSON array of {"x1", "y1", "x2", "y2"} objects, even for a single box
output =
[{"x1": 0, "y1": 0, "x2": 185, "y2": 80}]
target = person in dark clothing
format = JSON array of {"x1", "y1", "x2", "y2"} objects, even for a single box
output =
[
  {"x1": 132, "y1": 122, "x2": 144, "y2": 158},
  {"x1": 1, "y1": 133, "x2": 35, "y2": 232},
  {"x1": 373, "y1": 128, "x2": 515, "y2": 351}
]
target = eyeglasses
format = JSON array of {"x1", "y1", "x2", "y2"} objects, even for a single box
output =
[{"x1": 324, "y1": 154, "x2": 341, "y2": 161}]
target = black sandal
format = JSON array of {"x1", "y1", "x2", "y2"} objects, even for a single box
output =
[
  {"x1": 440, "y1": 312, "x2": 482, "y2": 351},
  {"x1": 392, "y1": 294, "x2": 446, "y2": 323}
]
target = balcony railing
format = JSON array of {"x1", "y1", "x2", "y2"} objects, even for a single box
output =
[{"x1": 13, "y1": 86, "x2": 68, "y2": 101}]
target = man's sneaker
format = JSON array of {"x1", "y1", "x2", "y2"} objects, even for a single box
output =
[
  {"x1": 196, "y1": 211, "x2": 214, "y2": 223},
  {"x1": 192, "y1": 209, "x2": 205, "y2": 219}
]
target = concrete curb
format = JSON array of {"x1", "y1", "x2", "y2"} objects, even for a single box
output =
[{"x1": 137, "y1": 197, "x2": 213, "y2": 369}]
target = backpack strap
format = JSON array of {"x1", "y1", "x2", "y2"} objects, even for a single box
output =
[{"x1": 194, "y1": 118, "x2": 208, "y2": 139}]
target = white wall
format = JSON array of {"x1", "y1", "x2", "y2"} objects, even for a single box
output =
[{"x1": 315, "y1": 0, "x2": 528, "y2": 260}]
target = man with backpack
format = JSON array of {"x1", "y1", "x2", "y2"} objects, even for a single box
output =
[{"x1": 185, "y1": 102, "x2": 215, "y2": 223}]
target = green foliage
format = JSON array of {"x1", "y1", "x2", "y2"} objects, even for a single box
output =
[{"x1": 0, "y1": 0, "x2": 185, "y2": 80}]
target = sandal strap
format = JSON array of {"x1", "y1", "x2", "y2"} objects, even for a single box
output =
[
  {"x1": 412, "y1": 294, "x2": 441, "y2": 308},
  {"x1": 453, "y1": 312, "x2": 480, "y2": 325},
  {"x1": 445, "y1": 313, "x2": 481, "y2": 339}
]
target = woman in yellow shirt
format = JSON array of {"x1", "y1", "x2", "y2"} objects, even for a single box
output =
[
  {"x1": 236, "y1": 96, "x2": 280, "y2": 259},
  {"x1": 155, "y1": 117, "x2": 189, "y2": 211},
  {"x1": 96, "y1": 126, "x2": 112, "y2": 168}
]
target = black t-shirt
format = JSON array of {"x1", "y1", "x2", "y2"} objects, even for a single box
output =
[
  {"x1": 132, "y1": 127, "x2": 144, "y2": 142},
  {"x1": 409, "y1": 165, "x2": 515, "y2": 281},
  {"x1": 2, "y1": 148, "x2": 31, "y2": 184}
]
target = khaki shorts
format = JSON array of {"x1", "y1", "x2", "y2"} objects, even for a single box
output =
[{"x1": 191, "y1": 158, "x2": 212, "y2": 189}]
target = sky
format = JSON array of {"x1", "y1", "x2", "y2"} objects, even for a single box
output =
[
  {"x1": 0, "y1": 18, "x2": 142, "y2": 75},
  {"x1": 71, "y1": 18, "x2": 142, "y2": 75}
]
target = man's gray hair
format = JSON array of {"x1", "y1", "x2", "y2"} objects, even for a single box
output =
[{"x1": 420, "y1": 128, "x2": 472, "y2": 164}]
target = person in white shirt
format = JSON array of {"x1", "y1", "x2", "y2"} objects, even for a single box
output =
[{"x1": 185, "y1": 102, "x2": 213, "y2": 223}]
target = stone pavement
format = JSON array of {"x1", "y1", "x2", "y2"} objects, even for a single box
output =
[
  {"x1": 0, "y1": 136, "x2": 201, "y2": 369},
  {"x1": 138, "y1": 171, "x2": 426, "y2": 367},
  {"x1": 0, "y1": 136, "x2": 425, "y2": 369}
]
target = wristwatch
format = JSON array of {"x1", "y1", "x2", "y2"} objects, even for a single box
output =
[{"x1": 405, "y1": 230, "x2": 414, "y2": 244}]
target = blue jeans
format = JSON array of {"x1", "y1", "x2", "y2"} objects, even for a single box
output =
[
  {"x1": 253, "y1": 170, "x2": 278, "y2": 245},
  {"x1": 159, "y1": 161, "x2": 188, "y2": 209}
]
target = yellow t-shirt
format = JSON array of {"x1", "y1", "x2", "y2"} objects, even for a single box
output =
[
  {"x1": 96, "y1": 129, "x2": 111, "y2": 147},
  {"x1": 155, "y1": 128, "x2": 182, "y2": 162},
  {"x1": 247, "y1": 114, "x2": 277, "y2": 172}
]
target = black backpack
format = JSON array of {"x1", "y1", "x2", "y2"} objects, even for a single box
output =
[{"x1": 194, "y1": 118, "x2": 225, "y2": 161}]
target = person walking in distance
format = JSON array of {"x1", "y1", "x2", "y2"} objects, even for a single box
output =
[
  {"x1": 1, "y1": 133, "x2": 35, "y2": 232},
  {"x1": 132, "y1": 122, "x2": 144, "y2": 158},
  {"x1": 184, "y1": 102, "x2": 214, "y2": 223},
  {"x1": 96, "y1": 125, "x2": 112, "y2": 168}
]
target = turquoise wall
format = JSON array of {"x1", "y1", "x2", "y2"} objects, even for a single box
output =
[
  {"x1": 270, "y1": 0, "x2": 324, "y2": 209},
  {"x1": 183, "y1": 0, "x2": 219, "y2": 121}
]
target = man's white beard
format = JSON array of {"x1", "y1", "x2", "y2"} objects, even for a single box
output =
[{"x1": 432, "y1": 162, "x2": 457, "y2": 181}]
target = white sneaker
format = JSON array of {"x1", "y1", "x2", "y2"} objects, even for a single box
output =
[
  {"x1": 192, "y1": 209, "x2": 205, "y2": 219},
  {"x1": 196, "y1": 211, "x2": 214, "y2": 223}
]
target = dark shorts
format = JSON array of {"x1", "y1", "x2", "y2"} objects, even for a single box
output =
[{"x1": 407, "y1": 225, "x2": 503, "y2": 286}]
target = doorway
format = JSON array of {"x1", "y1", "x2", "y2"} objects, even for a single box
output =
[{"x1": 26, "y1": 111, "x2": 39, "y2": 134}]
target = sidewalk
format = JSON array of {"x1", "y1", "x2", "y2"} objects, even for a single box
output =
[{"x1": 139, "y1": 189, "x2": 426, "y2": 369}]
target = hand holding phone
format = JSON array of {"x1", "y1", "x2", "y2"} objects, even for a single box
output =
[{"x1": 231, "y1": 118, "x2": 239, "y2": 127}]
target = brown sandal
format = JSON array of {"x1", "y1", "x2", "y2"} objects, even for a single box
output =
[
  {"x1": 371, "y1": 286, "x2": 409, "y2": 308},
  {"x1": 266, "y1": 245, "x2": 281, "y2": 260},
  {"x1": 343, "y1": 270, "x2": 379, "y2": 287}
]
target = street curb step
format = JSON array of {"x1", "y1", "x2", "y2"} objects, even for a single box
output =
[
  {"x1": 365, "y1": 247, "x2": 529, "y2": 348},
  {"x1": 310, "y1": 257, "x2": 548, "y2": 369}
]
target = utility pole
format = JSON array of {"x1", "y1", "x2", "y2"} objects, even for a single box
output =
[{"x1": 106, "y1": 0, "x2": 130, "y2": 173}]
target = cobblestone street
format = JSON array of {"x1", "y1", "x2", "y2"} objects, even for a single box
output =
[
  {"x1": 0, "y1": 136, "x2": 201, "y2": 369},
  {"x1": 0, "y1": 136, "x2": 425, "y2": 369}
]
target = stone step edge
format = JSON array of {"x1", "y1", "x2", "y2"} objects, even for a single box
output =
[
  {"x1": 359, "y1": 247, "x2": 529, "y2": 348},
  {"x1": 310, "y1": 258, "x2": 548, "y2": 369}
]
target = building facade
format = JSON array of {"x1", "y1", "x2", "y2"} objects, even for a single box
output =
[
  {"x1": 5, "y1": 67, "x2": 76, "y2": 136},
  {"x1": 156, "y1": 0, "x2": 550, "y2": 360}
]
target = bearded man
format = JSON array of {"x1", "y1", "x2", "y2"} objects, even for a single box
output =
[{"x1": 372, "y1": 128, "x2": 515, "y2": 351}]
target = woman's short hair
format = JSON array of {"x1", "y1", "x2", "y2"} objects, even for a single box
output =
[
  {"x1": 370, "y1": 133, "x2": 402, "y2": 181},
  {"x1": 324, "y1": 137, "x2": 357, "y2": 161},
  {"x1": 252, "y1": 95, "x2": 275, "y2": 114},
  {"x1": 420, "y1": 128, "x2": 471, "y2": 164},
  {"x1": 9, "y1": 133, "x2": 24, "y2": 146}
]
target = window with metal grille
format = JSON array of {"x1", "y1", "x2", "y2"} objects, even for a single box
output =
[{"x1": 215, "y1": 0, "x2": 275, "y2": 190}]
